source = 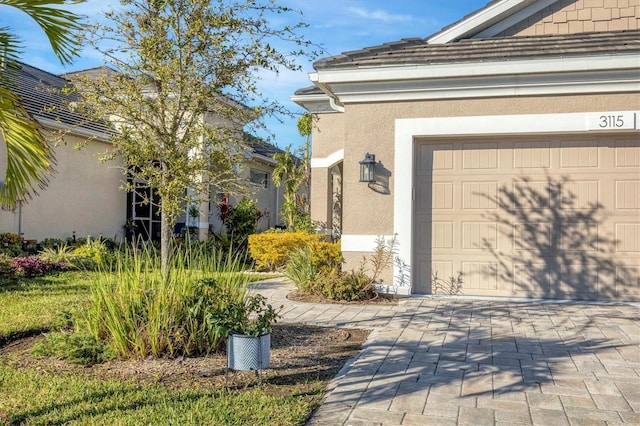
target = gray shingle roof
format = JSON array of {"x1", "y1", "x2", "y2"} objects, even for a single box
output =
[
  {"x1": 313, "y1": 30, "x2": 640, "y2": 70},
  {"x1": 243, "y1": 132, "x2": 285, "y2": 158},
  {"x1": 7, "y1": 62, "x2": 284, "y2": 159},
  {"x1": 4, "y1": 62, "x2": 113, "y2": 136}
]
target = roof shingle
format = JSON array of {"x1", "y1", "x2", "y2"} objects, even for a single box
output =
[{"x1": 313, "y1": 30, "x2": 640, "y2": 70}]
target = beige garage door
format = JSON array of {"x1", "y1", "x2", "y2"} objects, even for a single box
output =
[{"x1": 414, "y1": 135, "x2": 640, "y2": 301}]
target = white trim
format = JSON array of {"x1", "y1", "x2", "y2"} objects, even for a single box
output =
[
  {"x1": 374, "y1": 284, "x2": 412, "y2": 297},
  {"x1": 333, "y1": 79, "x2": 639, "y2": 104},
  {"x1": 310, "y1": 149, "x2": 344, "y2": 169},
  {"x1": 341, "y1": 234, "x2": 394, "y2": 252},
  {"x1": 37, "y1": 116, "x2": 112, "y2": 142},
  {"x1": 329, "y1": 97, "x2": 345, "y2": 113},
  {"x1": 290, "y1": 93, "x2": 336, "y2": 114},
  {"x1": 427, "y1": 0, "x2": 541, "y2": 44},
  {"x1": 393, "y1": 111, "x2": 640, "y2": 294},
  {"x1": 473, "y1": 0, "x2": 558, "y2": 38},
  {"x1": 311, "y1": 55, "x2": 639, "y2": 85}
]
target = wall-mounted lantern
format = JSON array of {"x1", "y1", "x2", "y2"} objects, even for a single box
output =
[{"x1": 359, "y1": 153, "x2": 376, "y2": 183}]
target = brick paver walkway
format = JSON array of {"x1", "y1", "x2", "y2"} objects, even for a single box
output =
[{"x1": 251, "y1": 279, "x2": 640, "y2": 426}]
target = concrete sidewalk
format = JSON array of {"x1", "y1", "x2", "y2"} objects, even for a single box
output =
[{"x1": 251, "y1": 279, "x2": 640, "y2": 426}]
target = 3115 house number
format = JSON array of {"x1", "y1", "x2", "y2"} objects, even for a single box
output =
[
  {"x1": 588, "y1": 112, "x2": 636, "y2": 131},
  {"x1": 599, "y1": 115, "x2": 624, "y2": 128}
]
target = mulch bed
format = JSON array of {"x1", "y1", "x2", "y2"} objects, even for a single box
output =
[
  {"x1": 287, "y1": 289, "x2": 398, "y2": 305},
  {"x1": 0, "y1": 324, "x2": 370, "y2": 392}
]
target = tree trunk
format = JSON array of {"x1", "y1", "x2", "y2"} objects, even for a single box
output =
[{"x1": 160, "y1": 162, "x2": 171, "y2": 284}]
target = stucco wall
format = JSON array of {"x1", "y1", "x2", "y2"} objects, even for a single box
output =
[
  {"x1": 335, "y1": 93, "x2": 639, "y2": 270},
  {"x1": 309, "y1": 111, "x2": 346, "y2": 230},
  {"x1": 311, "y1": 113, "x2": 345, "y2": 159},
  {"x1": 500, "y1": 0, "x2": 639, "y2": 36},
  {"x1": 0, "y1": 133, "x2": 126, "y2": 241}
]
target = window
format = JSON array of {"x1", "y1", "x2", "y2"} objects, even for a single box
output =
[{"x1": 250, "y1": 169, "x2": 269, "y2": 189}]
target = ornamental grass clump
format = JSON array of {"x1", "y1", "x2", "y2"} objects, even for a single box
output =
[{"x1": 81, "y1": 243, "x2": 250, "y2": 359}]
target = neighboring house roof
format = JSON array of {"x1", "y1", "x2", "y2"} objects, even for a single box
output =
[
  {"x1": 242, "y1": 132, "x2": 286, "y2": 166},
  {"x1": 244, "y1": 133, "x2": 285, "y2": 158},
  {"x1": 8, "y1": 62, "x2": 284, "y2": 163},
  {"x1": 313, "y1": 29, "x2": 640, "y2": 70},
  {"x1": 5, "y1": 62, "x2": 113, "y2": 138}
]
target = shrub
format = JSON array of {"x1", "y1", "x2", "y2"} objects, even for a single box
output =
[
  {"x1": 39, "y1": 238, "x2": 66, "y2": 250},
  {"x1": 285, "y1": 247, "x2": 319, "y2": 293},
  {"x1": 0, "y1": 232, "x2": 23, "y2": 246},
  {"x1": 72, "y1": 238, "x2": 113, "y2": 270},
  {"x1": 0, "y1": 232, "x2": 25, "y2": 257},
  {"x1": 31, "y1": 332, "x2": 114, "y2": 365},
  {"x1": 82, "y1": 244, "x2": 251, "y2": 359},
  {"x1": 39, "y1": 245, "x2": 78, "y2": 269},
  {"x1": 0, "y1": 253, "x2": 16, "y2": 278},
  {"x1": 12, "y1": 256, "x2": 55, "y2": 277},
  {"x1": 208, "y1": 293, "x2": 280, "y2": 337},
  {"x1": 316, "y1": 269, "x2": 377, "y2": 301},
  {"x1": 309, "y1": 240, "x2": 342, "y2": 271},
  {"x1": 289, "y1": 236, "x2": 396, "y2": 302},
  {"x1": 285, "y1": 241, "x2": 342, "y2": 292},
  {"x1": 219, "y1": 198, "x2": 264, "y2": 248},
  {"x1": 248, "y1": 232, "x2": 323, "y2": 271}
]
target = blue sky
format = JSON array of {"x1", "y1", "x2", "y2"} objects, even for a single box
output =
[{"x1": 3, "y1": 0, "x2": 488, "y2": 150}]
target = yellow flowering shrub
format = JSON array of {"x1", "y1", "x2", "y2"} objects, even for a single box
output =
[
  {"x1": 248, "y1": 232, "x2": 324, "y2": 271},
  {"x1": 308, "y1": 240, "x2": 342, "y2": 271}
]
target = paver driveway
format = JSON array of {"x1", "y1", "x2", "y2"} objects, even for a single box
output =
[{"x1": 252, "y1": 279, "x2": 640, "y2": 426}]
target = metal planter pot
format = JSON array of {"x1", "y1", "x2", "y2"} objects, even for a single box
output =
[{"x1": 227, "y1": 333, "x2": 271, "y2": 371}]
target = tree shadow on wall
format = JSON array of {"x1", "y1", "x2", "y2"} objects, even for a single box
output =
[{"x1": 480, "y1": 175, "x2": 637, "y2": 301}]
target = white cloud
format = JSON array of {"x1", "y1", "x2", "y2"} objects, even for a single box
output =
[{"x1": 347, "y1": 7, "x2": 415, "y2": 23}]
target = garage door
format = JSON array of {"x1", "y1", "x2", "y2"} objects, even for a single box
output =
[{"x1": 414, "y1": 135, "x2": 640, "y2": 301}]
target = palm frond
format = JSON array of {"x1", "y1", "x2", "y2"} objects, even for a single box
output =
[
  {"x1": 0, "y1": 0, "x2": 86, "y2": 65},
  {"x1": 0, "y1": 85, "x2": 53, "y2": 207}
]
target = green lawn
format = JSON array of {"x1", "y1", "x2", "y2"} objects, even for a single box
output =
[
  {"x1": 0, "y1": 271, "x2": 93, "y2": 343},
  {"x1": 0, "y1": 271, "x2": 320, "y2": 426}
]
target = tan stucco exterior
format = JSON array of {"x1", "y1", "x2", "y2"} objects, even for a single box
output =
[
  {"x1": 0, "y1": 133, "x2": 126, "y2": 241},
  {"x1": 326, "y1": 93, "x2": 640, "y2": 238},
  {"x1": 300, "y1": 0, "x2": 640, "y2": 299}
]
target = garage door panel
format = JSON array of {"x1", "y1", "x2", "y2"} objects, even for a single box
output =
[
  {"x1": 462, "y1": 222, "x2": 497, "y2": 250},
  {"x1": 615, "y1": 140, "x2": 640, "y2": 167},
  {"x1": 514, "y1": 262, "x2": 551, "y2": 296},
  {"x1": 616, "y1": 224, "x2": 640, "y2": 252},
  {"x1": 462, "y1": 182, "x2": 498, "y2": 209},
  {"x1": 616, "y1": 266, "x2": 640, "y2": 297},
  {"x1": 560, "y1": 141, "x2": 599, "y2": 168},
  {"x1": 513, "y1": 141, "x2": 551, "y2": 169},
  {"x1": 615, "y1": 180, "x2": 640, "y2": 209},
  {"x1": 462, "y1": 143, "x2": 498, "y2": 169},
  {"x1": 415, "y1": 135, "x2": 640, "y2": 300},
  {"x1": 514, "y1": 222, "x2": 551, "y2": 251}
]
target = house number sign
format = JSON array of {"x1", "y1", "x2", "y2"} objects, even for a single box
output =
[{"x1": 588, "y1": 112, "x2": 637, "y2": 131}]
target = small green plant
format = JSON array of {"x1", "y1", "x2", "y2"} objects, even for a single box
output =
[
  {"x1": 0, "y1": 253, "x2": 16, "y2": 277},
  {"x1": 39, "y1": 238, "x2": 66, "y2": 250},
  {"x1": 285, "y1": 246, "x2": 319, "y2": 293},
  {"x1": 39, "y1": 245, "x2": 78, "y2": 269},
  {"x1": 209, "y1": 293, "x2": 281, "y2": 337},
  {"x1": 219, "y1": 198, "x2": 264, "y2": 249},
  {"x1": 318, "y1": 269, "x2": 375, "y2": 301},
  {"x1": 0, "y1": 232, "x2": 25, "y2": 257},
  {"x1": 72, "y1": 238, "x2": 113, "y2": 270},
  {"x1": 31, "y1": 332, "x2": 115, "y2": 365}
]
